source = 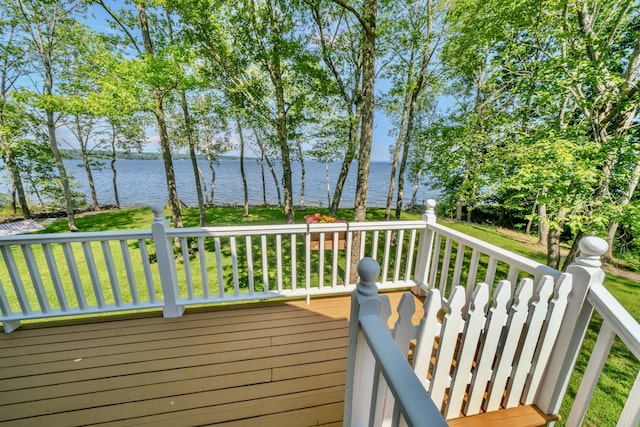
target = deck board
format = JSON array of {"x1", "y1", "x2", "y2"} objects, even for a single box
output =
[{"x1": 0, "y1": 293, "x2": 383, "y2": 427}]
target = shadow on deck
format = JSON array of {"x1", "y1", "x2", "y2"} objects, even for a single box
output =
[{"x1": 1, "y1": 294, "x2": 424, "y2": 426}]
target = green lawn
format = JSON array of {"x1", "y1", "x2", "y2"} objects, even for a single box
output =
[{"x1": 5, "y1": 206, "x2": 639, "y2": 425}]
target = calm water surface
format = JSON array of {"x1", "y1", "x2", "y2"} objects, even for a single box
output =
[{"x1": 64, "y1": 159, "x2": 438, "y2": 209}]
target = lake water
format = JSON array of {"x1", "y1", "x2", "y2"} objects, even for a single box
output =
[{"x1": 61, "y1": 159, "x2": 438, "y2": 209}]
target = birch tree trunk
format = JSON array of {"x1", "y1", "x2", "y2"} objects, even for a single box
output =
[
  {"x1": 260, "y1": 150, "x2": 267, "y2": 206},
  {"x1": 237, "y1": 119, "x2": 249, "y2": 217},
  {"x1": 0, "y1": 24, "x2": 30, "y2": 218},
  {"x1": 384, "y1": 90, "x2": 410, "y2": 220},
  {"x1": 136, "y1": 3, "x2": 183, "y2": 228},
  {"x1": 254, "y1": 128, "x2": 282, "y2": 207},
  {"x1": 180, "y1": 90, "x2": 206, "y2": 226},
  {"x1": 395, "y1": 0, "x2": 434, "y2": 221},
  {"x1": 18, "y1": 0, "x2": 78, "y2": 230},
  {"x1": 74, "y1": 115, "x2": 100, "y2": 211},
  {"x1": 109, "y1": 129, "x2": 120, "y2": 208}
]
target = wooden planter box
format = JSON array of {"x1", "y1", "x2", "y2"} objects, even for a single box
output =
[{"x1": 309, "y1": 231, "x2": 346, "y2": 250}]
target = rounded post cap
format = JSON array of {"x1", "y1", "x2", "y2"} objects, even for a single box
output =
[
  {"x1": 150, "y1": 204, "x2": 165, "y2": 221},
  {"x1": 424, "y1": 199, "x2": 437, "y2": 222},
  {"x1": 358, "y1": 257, "x2": 380, "y2": 284},
  {"x1": 578, "y1": 236, "x2": 608, "y2": 256},
  {"x1": 576, "y1": 236, "x2": 608, "y2": 268}
]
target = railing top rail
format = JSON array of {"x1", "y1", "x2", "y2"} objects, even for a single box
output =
[
  {"x1": 167, "y1": 224, "x2": 308, "y2": 238},
  {"x1": 165, "y1": 220, "x2": 428, "y2": 238},
  {"x1": 588, "y1": 282, "x2": 640, "y2": 358},
  {"x1": 0, "y1": 229, "x2": 153, "y2": 246},
  {"x1": 427, "y1": 222, "x2": 560, "y2": 278}
]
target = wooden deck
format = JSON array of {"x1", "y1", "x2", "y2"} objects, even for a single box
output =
[{"x1": 1, "y1": 293, "x2": 399, "y2": 427}]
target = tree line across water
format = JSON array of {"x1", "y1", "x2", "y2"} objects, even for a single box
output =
[{"x1": 0, "y1": 0, "x2": 638, "y2": 270}]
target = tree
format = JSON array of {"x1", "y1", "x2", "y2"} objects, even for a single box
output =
[
  {"x1": 439, "y1": 0, "x2": 640, "y2": 268},
  {"x1": 96, "y1": 54, "x2": 148, "y2": 209},
  {"x1": 328, "y1": 0, "x2": 377, "y2": 226},
  {"x1": 97, "y1": 0, "x2": 184, "y2": 228},
  {"x1": 103, "y1": 116, "x2": 145, "y2": 208},
  {"x1": 253, "y1": 126, "x2": 282, "y2": 207},
  {"x1": 174, "y1": 0, "x2": 323, "y2": 224},
  {"x1": 0, "y1": 10, "x2": 30, "y2": 218},
  {"x1": 189, "y1": 91, "x2": 232, "y2": 207},
  {"x1": 163, "y1": 6, "x2": 207, "y2": 226},
  {"x1": 326, "y1": 0, "x2": 378, "y2": 283},
  {"x1": 17, "y1": 0, "x2": 82, "y2": 230},
  {"x1": 379, "y1": 0, "x2": 444, "y2": 220},
  {"x1": 236, "y1": 117, "x2": 250, "y2": 217},
  {"x1": 307, "y1": 0, "x2": 364, "y2": 217}
]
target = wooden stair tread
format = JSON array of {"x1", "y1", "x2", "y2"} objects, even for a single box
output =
[{"x1": 446, "y1": 405, "x2": 560, "y2": 427}]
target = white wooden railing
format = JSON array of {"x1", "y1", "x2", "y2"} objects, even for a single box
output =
[
  {"x1": 344, "y1": 257, "x2": 448, "y2": 427},
  {"x1": 0, "y1": 204, "x2": 426, "y2": 332},
  {"x1": 1, "y1": 200, "x2": 639, "y2": 425},
  {"x1": 345, "y1": 206, "x2": 640, "y2": 427}
]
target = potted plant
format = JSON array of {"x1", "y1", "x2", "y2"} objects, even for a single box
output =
[{"x1": 304, "y1": 213, "x2": 347, "y2": 250}]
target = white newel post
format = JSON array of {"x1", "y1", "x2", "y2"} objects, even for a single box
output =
[
  {"x1": 344, "y1": 257, "x2": 382, "y2": 427},
  {"x1": 535, "y1": 236, "x2": 608, "y2": 421},
  {"x1": 150, "y1": 204, "x2": 185, "y2": 318},
  {"x1": 414, "y1": 199, "x2": 437, "y2": 295}
]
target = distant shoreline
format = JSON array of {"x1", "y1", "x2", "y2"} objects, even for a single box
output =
[
  {"x1": 60, "y1": 149, "x2": 392, "y2": 163},
  {"x1": 61, "y1": 149, "x2": 244, "y2": 161}
]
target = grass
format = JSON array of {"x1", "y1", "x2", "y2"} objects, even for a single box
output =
[
  {"x1": 37, "y1": 205, "x2": 422, "y2": 232},
  {"x1": 3, "y1": 206, "x2": 639, "y2": 425}
]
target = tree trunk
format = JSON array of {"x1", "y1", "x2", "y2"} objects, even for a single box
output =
[
  {"x1": 538, "y1": 203, "x2": 549, "y2": 247},
  {"x1": 350, "y1": 0, "x2": 377, "y2": 282},
  {"x1": 153, "y1": 90, "x2": 183, "y2": 228},
  {"x1": 395, "y1": 3, "x2": 432, "y2": 221},
  {"x1": 547, "y1": 209, "x2": 566, "y2": 269},
  {"x1": 329, "y1": 130, "x2": 357, "y2": 217},
  {"x1": 43, "y1": 52, "x2": 76, "y2": 230},
  {"x1": 47, "y1": 111, "x2": 77, "y2": 230},
  {"x1": 11, "y1": 186, "x2": 16, "y2": 215},
  {"x1": 76, "y1": 116, "x2": 100, "y2": 211},
  {"x1": 296, "y1": 138, "x2": 305, "y2": 207},
  {"x1": 81, "y1": 149, "x2": 100, "y2": 211},
  {"x1": 409, "y1": 167, "x2": 422, "y2": 210},
  {"x1": 137, "y1": 3, "x2": 182, "y2": 228},
  {"x1": 254, "y1": 128, "x2": 282, "y2": 207},
  {"x1": 180, "y1": 90, "x2": 206, "y2": 226},
  {"x1": 265, "y1": 153, "x2": 281, "y2": 207},
  {"x1": 207, "y1": 154, "x2": 216, "y2": 204},
  {"x1": 0, "y1": 24, "x2": 28, "y2": 218},
  {"x1": 2, "y1": 135, "x2": 31, "y2": 218},
  {"x1": 261, "y1": 150, "x2": 267, "y2": 206},
  {"x1": 547, "y1": 227, "x2": 562, "y2": 270},
  {"x1": 311, "y1": 1, "x2": 361, "y2": 218},
  {"x1": 325, "y1": 159, "x2": 331, "y2": 208},
  {"x1": 456, "y1": 199, "x2": 462, "y2": 221},
  {"x1": 237, "y1": 119, "x2": 249, "y2": 217},
  {"x1": 275, "y1": 93, "x2": 294, "y2": 222},
  {"x1": 525, "y1": 194, "x2": 538, "y2": 235},
  {"x1": 109, "y1": 131, "x2": 120, "y2": 208},
  {"x1": 562, "y1": 230, "x2": 583, "y2": 271},
  {"x1": 384, "y1": 92, "x2": 410, "y2": 220},
  {"x1": 394, "y1": 110, "x2": 413, "y2": 220}
]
